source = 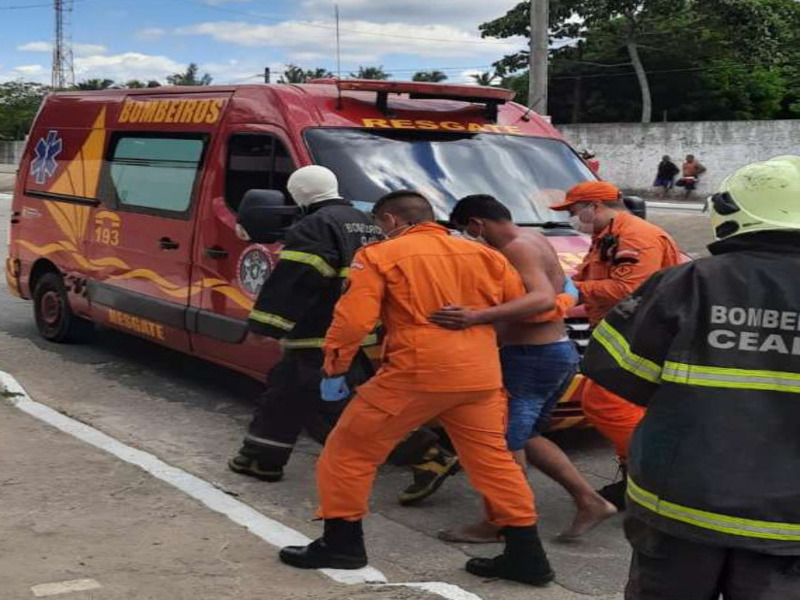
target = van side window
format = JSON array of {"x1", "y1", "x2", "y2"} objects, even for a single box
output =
[
  {"x1": 225, "y1": 134, "x2": 294, "y2": 212},
  {"x1": 109, "y1": 136, "x2": 205, "y2": 214}
]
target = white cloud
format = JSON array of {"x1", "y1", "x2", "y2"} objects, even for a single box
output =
[
  {"x1": 74, "y1": 44, "x2": 109, "y2": 57},
  {"x1": 136, "y1": 28, "x2": 167, "y2": 40},
  {"x1": 17, "y1": 41, "x2": 107, "y2": 57},
  {"x1": 302, "y1": 0, "x2": 519, "y2": 30},
  {"x1": 176, "y1": 18, "x2": 523, "y2": 64},
  {"x1": 17, "y1": 41, "x2": 51, "y2": 53},
  {"x1": 14, "y1": 64, "x2": 45, "y2": 75},
  {"x1": 73, "y1": 52, "x2": 184, "y2": 82}
]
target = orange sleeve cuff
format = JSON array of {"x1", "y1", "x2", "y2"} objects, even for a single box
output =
[{"x1": 528, "y1": 292, "x2": 576, "y2": 323}]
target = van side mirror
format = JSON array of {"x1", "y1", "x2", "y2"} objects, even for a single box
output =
[
  {"x1": 623, "y1": 196, "x2": 647, "y2": 220},
  {"x1": 237, "y1": 190, "x2": 300, "y2": 243}
]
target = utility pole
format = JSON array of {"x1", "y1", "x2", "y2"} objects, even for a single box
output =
[
  {"x1": 264, "y1": 67, "x2": 270, "y2": 84},
  {"x1": 528, "y1": 0, "x2": 549, "y2": 115}
]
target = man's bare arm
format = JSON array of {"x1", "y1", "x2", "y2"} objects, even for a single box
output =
[{"x1": 429, "y1": 239, "x2": 556, "y2": 329}]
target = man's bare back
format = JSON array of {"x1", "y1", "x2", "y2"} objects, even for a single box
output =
[{"x1": 495, "y1": 228, "x2": 568, "y2": 346}]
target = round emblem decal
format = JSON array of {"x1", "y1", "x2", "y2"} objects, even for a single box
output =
[{"x1": 237, "y1": 245, "x2": 273, "y2": 298}]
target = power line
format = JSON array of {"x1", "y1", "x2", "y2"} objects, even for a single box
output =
[{"x1": 550, "y1": 61, "x2": 777, "y2": 81}]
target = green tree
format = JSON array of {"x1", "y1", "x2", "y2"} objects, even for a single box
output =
[
  {"x1": 350, "y1": 66, "x2": 390, "y2": 80},
  {"x1": 483, "y1": 1, "x2": 690, "y2": 123},
  {"x1": 167, "y1": 63, "x2": 212, "y2": 86},
  {"x1": 482, "y1": 0, "x2": 800, "y2": 123},
  {"x1": 125, "y1": 79, "x2": 161, "y2": 88},
  {"x1": 305, "y1": 67, "x2": 334, "y2": 80},
  {"x1": 278, "y1": 64, "x2": 334, "y2": 84},
  {"x1": 471, "y1": 71, "x2": 499, "y2": 86},
  {"x1": 75, "y1": 78, "x2": 116, "y2": 90},
  {"x1": 0, "y1": 81, "x2": 48, "y2": 139},
  {"x1": 412, "y1": 70, "x2": 448, "y2": 82}
]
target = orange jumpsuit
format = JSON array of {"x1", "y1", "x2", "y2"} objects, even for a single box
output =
[
  {"x1": 319, "y1": 222, "x2": 536, "y2": 527},
  {"x1": 574, "y1": 211, "x2": 681, "y2": 460}
]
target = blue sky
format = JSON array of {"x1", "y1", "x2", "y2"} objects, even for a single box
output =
[{"x1": 0, "y1": 0, "x2": 525, "y2": 85}]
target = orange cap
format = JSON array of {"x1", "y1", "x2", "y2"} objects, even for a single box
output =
[{"x1": 549, "y1": 181, "x2": 621, "y2": 211}]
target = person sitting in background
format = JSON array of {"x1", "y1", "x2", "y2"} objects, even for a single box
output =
[
  {"x1": 653, "y1": 155, "x2": 679, "y2": 198},
  {"x1": 676, "y1": 154, "x2": 706, "y2": 199}
]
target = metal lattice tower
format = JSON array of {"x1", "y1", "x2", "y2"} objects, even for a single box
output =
[{"x1": 51, "y1": 0, "x2": 75, "y2": 89}]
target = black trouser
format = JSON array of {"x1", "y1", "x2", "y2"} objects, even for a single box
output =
[
  {"x1": 625, "y1": 517, "x2": 800, "y2": 600},
  {"x1": 239, "y1": 348, "x2": 371, "y2": 469}
]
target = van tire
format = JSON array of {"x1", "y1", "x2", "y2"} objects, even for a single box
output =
[{"x1": 33, "y1": 272, "x2": 93, "y2": 343}]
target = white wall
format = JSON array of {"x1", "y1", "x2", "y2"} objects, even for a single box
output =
[
  {"x1": 0, "y1": 141, "x2": 26, "y2": 165},
  {"x1": 559, "y1": 121, "x2": 800, "y2": 195}
]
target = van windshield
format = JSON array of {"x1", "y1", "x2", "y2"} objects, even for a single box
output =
[{"x1": 304, "y1": 128, "x2": 595, "y2": 224}]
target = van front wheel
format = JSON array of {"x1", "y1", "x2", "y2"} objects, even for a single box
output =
[{"x1": 34, "y1": 272, "x2": 93, "y2": 343}]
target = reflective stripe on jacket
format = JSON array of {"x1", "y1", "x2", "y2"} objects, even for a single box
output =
[
  {"x1": 248, "y1": 200, "x2": 382, "y2": 344},
  {"x1": 582, "y1": 231, "x2": 800, "y2": 554}
]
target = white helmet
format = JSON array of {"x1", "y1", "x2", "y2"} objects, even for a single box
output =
[
  {"x1": 709, "y1": 155, "x2": 800, "y2": 240},
  {"x1": 287, "y1": 165, "x2": 341, "y2": 208}
]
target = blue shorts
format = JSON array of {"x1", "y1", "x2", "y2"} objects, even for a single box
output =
[
  {"x1": 502, "y1": 341, "x2": 580, "y2": 451},
  {"x1": 654, "y1": 177, "x2": 674, "y2": 188}
]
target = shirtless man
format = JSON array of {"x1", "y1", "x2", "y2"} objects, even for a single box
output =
[{"x1": 429, "y1": 195, "x2": 617, "y2": 541}]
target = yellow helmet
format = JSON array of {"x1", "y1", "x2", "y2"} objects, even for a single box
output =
[{"x1": 710, "y1": 155, "x2": 800, "y2": 240}]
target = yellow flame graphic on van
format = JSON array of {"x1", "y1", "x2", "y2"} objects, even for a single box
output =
[{"x1": 18, "y1": 107, "x2": 254, "y2": 313}]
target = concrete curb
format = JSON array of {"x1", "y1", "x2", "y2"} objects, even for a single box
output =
[
  {"x1": 646, "y1": 201, "x2": 705, "y2": 212},
  {"x1": 0, "y1": 369, "x2": 491, "y2": 600}
]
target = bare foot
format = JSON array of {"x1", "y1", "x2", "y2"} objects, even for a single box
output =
[
  {"x1": 438, "y1": 521, "x2": 501, "y2": 544},
  {"x1": 558, "y1": 496, "x2": 618, "y2": 540}
]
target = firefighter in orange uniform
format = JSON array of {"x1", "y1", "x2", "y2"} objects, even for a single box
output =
[
  {"x1": 550, "y1": 181, "x2": 680, "y2": 508},
  {"x1": 279, "y1": 190, "x2": 557, "y2": 586}
]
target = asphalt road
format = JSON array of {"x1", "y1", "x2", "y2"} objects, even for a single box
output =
[{"x1": 0, "y1": 192, "x2": 710, "y2": 599}]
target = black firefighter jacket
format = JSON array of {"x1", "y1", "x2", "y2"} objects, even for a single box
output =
[
  {"x1": 583, "y1": 231, "x2": 800, "y2": 555},
  {"x1": 248, "y1": 199, "x2": 383, "y2": 349}
]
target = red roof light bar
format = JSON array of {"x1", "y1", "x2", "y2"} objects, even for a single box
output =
[{"x1": 309, "y1": 78, "x2": 515, "y2": 121}]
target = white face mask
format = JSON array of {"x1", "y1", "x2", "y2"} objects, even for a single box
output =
[
  {"x1": 570, "y1": 205, "x2": 596, "y2": 234},
  {"x1": 460, "y1": 221, "x2": 487, "y2": 245}
]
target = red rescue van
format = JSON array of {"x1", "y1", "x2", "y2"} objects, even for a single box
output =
[{"x1": 6, "y1": 80, "x2": 598, "y2": 429}]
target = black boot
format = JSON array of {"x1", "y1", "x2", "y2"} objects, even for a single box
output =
[
  {"x1": 466, "y1": 525, "x2": 554, "y2": 586},
  {"x1": 228, "y1": 453, "x2": 284, "y2": 482},
  {"x1": 280, "y1": 519, "x2": 367, "y2": 570},
  {"x1": 597, "y1": 464, "x2": 627, "y2": 511}
]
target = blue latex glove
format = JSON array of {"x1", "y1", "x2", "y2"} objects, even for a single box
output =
[
  {"x1": 320, "y1": 376, "x2": 350, "y2": 402},
  {"x1": 563, "y1": 277, "x2": 580, "y2": 303}
]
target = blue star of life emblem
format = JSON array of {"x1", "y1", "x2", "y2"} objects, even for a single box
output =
[{"x1": 31, "y1": 130, "x2": 63, "y2": 184}]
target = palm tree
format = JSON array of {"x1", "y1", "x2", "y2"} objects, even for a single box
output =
[
  {"x1": 278, "y1": 64, "x2": 306, "y2": 84},
  {"x1": 75, "y1": 78, "x2": 116, "y2": 90},
  {"x1": 350, "y1": 66, "x2": 389, "y2": 80},
  {"x1": 471, "y1": 71, "x2": 500, "y2": 86},
  {"x1": 305, "y1": 68, "x2": 334, "y2": 80},
  {"x1": 167, "y1": 63, "x2": 212, "y2": 86},
  {"x1": 412, "y1": 71, "x2": 448, "y2": 83}
]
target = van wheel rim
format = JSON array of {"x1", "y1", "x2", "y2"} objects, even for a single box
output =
[{"x1": 41, "y1": 291, "x2": 63, "y2": 326}]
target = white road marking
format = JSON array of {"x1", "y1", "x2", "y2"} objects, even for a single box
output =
[
  {"x1": 31, "y1": 578, "x2": 102, "y2": 597},
  {"x1": 0, "y1": 371, "x2": 484, "y2": 600},
  {"x1": 384, "y1": 582, "x2": 483, "y2": 600}
]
